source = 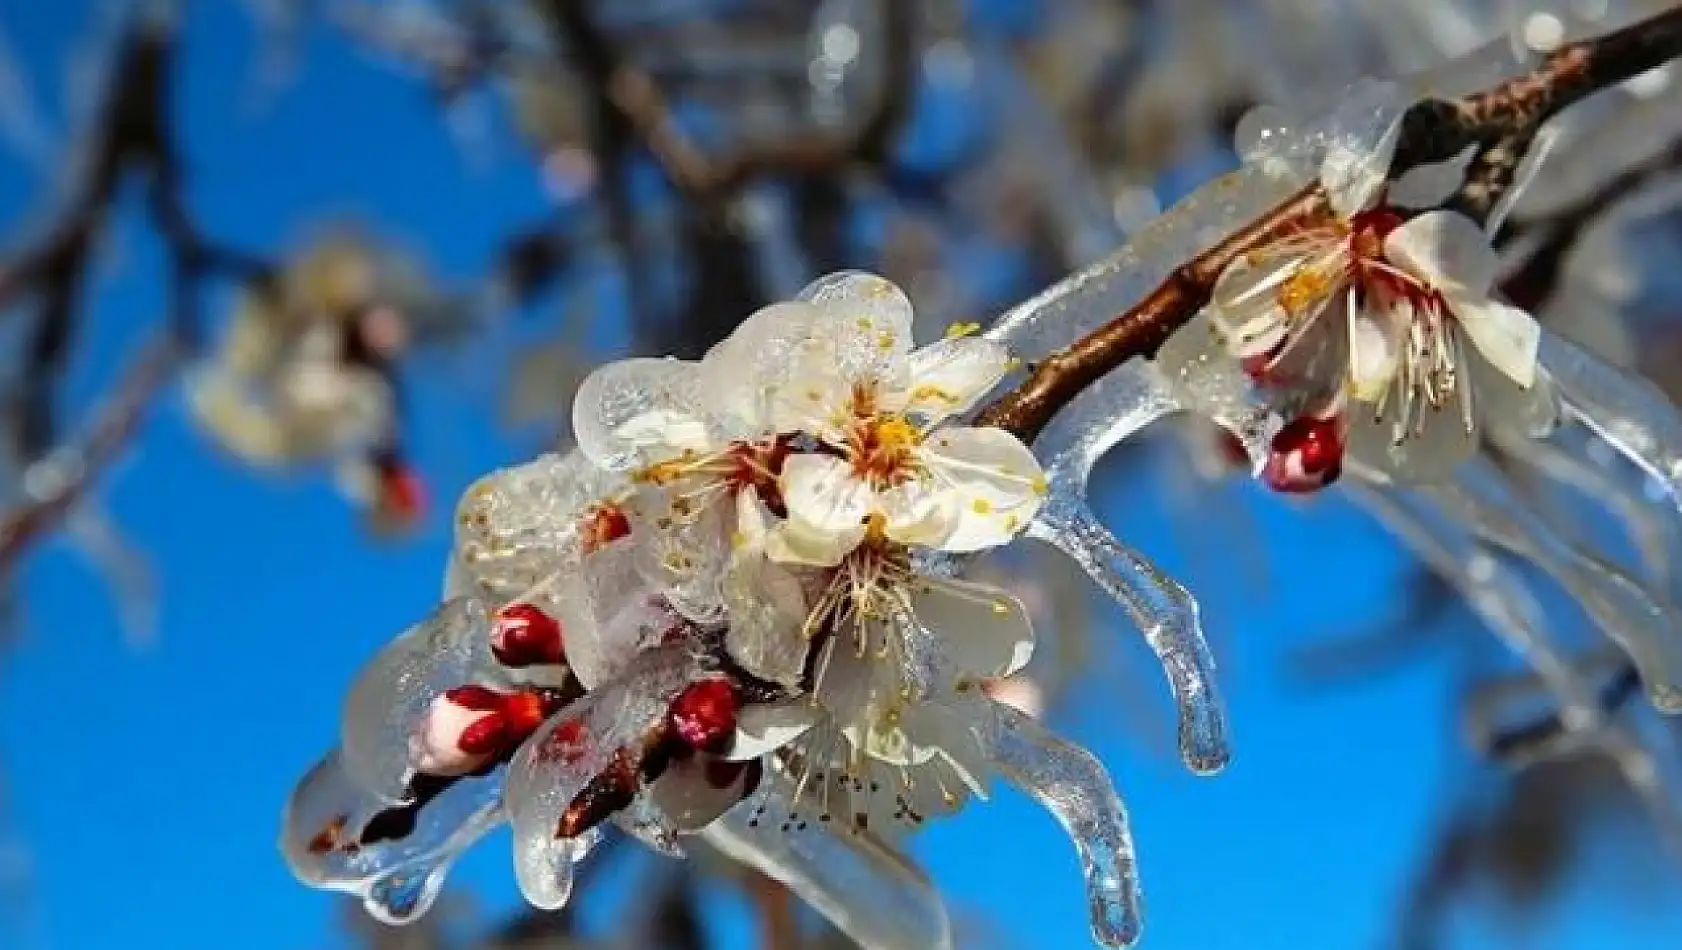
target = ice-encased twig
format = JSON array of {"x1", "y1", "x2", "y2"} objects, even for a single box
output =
[
  {"x1": 1345, "y1": 480, "x2": 1601, "y2": 731},
  {"x1": 1421, "y1": 455, "x2": 1682, "y2": 712},
  {"x1": 1495, "y1": 427, "x2": 1677, "y2": 593},
  {"x1": 1541, "y1": 332, "x2": 1682, "y2": 531},
  {"x1": 975, "y1": 700, "x2": 1143, "y2": 948},
  {"x1": 704, "y1": 769, "x2": 954, "y2": 950}
]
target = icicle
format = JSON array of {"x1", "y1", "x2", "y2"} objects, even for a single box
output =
[
  {"x1": 1540, "y1": 332, "x2": 1682, "y2": 531},
  {"x1": 341, "y1": 597, "x2": 499, "y2": 803},
  {"x1": 280, "y1": 749, "x2": 501, "y2": 924},
  {"x1": 704, "y1": 769, "x2": 955, "y2": 950},
  {"x1": 1029, "y1": 494, "x2": 1229, "y2": 775},
  {"x1": 975, "y1": 700, "x2": 1143, "y2": 948},
  {"x1": 1423, "y1": 457, "x2": 1682, "y2": 712},
  {"x1": 1345, "y1": 480, "x2": 1600, "y2": 729}
]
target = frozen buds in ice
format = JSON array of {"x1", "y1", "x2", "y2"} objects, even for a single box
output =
[{"x1": 283, "y1": 271, "x2": 1147, "y2": 948}]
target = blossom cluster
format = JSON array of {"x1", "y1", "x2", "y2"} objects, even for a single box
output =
[{"x1": 282, "y1": 272, "x2": 1142, "y2": 949}]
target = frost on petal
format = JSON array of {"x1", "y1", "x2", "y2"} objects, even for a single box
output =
[
  {"x1": 975, "y1": 700, "x2": 1142, "y2": 948},
  {"x1": 919, "y1": 426, "x2": 1047, "y2": 552},
  {"x1": 797, "y1": 270, "x2": 916, "y2": 381},
  {"x1": 572, "y1": 357, "x2": 708, "y2": 471},
  {"x1": 1383, "y1": 210, "x2": 1500, "y2": 295},
  {"x1": 341, "y1": 598, "x2": 497, "y2": 802},
  {"x1": 505, "y1": 648, "x2": 700, "y2": 909},
  {"x1": 1448, "y1": 295, "x2": 1540, "y2": 390},
  {"x1": 907, "y1": 577, "x2": 1034, "y2": 681},
  {"x1": 454, "y1": 452, "x2": 615, "y2": 605},
  {"x1": 1030, "y1": 496, "x2": 1230, "y2": 775},
  {"x1": 700, "y1": 300, "x2": 821, "y2": 433},
  {"x1": 281, "y1": 749, "x2": 501, "y2": 925},
  {"x1": 897, "y1": 337, "x2": 1012, "y2": 423},
  {"x1": 724, "y1": 536, "x2": 814, "y2": 690},
  {"x1": 1319, "y1": 78, "x2": 1404, "y2": 218},
  {"x1": 1423, "y1": 457, "x2": 1682, "y2": 713},
  {"x1": 705, "y1": 769, "x2": 954, "y2": 950},
  {"x1": 634, "y1": 495, "x2": 730, "y2": 624}
]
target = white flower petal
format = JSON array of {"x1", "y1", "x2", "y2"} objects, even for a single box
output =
[
  {"x1": 910, "y1": 577, "x2": 1035, "y2": 678},
  {"x1": 725, "y1": 497, "x2": 815, "y2": 687},
  {"x1": 779, "y1": 452, "x2": 874, "y2": 533},
  {"x1": 897, "y1": 337, "x2": 1012, "y2": 423},
  {"x1": 1447, "y1": 293, "x2": 1541, "y2": 390},
  {"x1": 1346, "y1": 300, "x2": 1402, "y2": 401},
  {"x1": 877, "y1": 479, "x2": 959, "y2": 548},
  {"x1": 918, "y1": 426, "x2": 1046, "y2": 553},
  {"x1": 726, "y1": 701, "x2": 819, "y2": 760},
  {"x1": 1383, "y1": 210, "x2": 1499, "y2": 295},
  {"x1": 766, "y1": 518, "x2": 866, "y2": 568}
]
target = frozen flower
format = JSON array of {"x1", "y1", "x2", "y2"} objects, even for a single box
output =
[
  {"x1": 760, "y1": 275, "x2": 1048, "y2": 565},
  {"x1": 1212, "y1": 116, "x2": 1548, "y2": 483}
]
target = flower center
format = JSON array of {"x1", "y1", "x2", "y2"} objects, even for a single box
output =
[{"x1": 848, "y1": 415, "x2": 922, "y2": 487}]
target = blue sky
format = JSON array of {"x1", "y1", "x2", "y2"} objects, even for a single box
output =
[{"x1": 0, "y1": 3, "x2": 1679, "y2": 950}]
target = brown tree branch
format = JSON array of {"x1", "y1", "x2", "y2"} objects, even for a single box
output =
[{"x1": 974, "y1": 6, "x2": 1682, "y2": 444}]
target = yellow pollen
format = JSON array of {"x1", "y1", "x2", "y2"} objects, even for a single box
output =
[
  {"x1": 943, "y1": 321, "x2": 982, "y2": 339},
  {"x1": 730, "y1": 530, "x2": 748, "y2": 550},
  {"x1": 1278, "y1": 267, "x2": 1334, "y2": 317},
  {"x1": 856, "y1": 317, "x2": 873, "y2": 331},
  {"x1": 864, "y1": 512, "x2": 889, "y2": 541},
  {"x1": 909, "y1": 384, "x2": 960, "y2": 405},
  {"x1": 1005, "y1": 515, "x2": 1021, "y2": 532},
  {"x1": 991, "y1": 600, "x2": 1009, "y2": 615},
  {"x1": 971, "y1": 498, "x2": 992, "y2": 515},
  {"x1": 1030, "y1": 474, "x2": 1049, "y2": 495},
  {"x1": 874, "y1": 417, "x2": 920, "y2": 451},
  {"x1": 877, "y1": 330, "x2": 896, "y2": 351}
]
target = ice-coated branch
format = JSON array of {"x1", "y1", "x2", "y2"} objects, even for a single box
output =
[{"x1": 973, "y1": 5, "x2": 1682, "y2": 444}]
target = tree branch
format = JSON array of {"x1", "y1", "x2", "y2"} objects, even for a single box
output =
[{"x1": 974, "y1": 6, "x2": 1682, "y2": 444}]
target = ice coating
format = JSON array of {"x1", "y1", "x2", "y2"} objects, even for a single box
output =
[
  {"x1": 1542, "y1": 332, "x2": 1682, "y2": 533},
  {"x1": 454, "y1": 451, "x2": 619, "y2": 606},
  {"x1": 977, "y1": 700, "x2": 1143, "y2": 948},
  {"x1": 504, "y1": 647, "x2": 699, "y2": 910},
  {"x1": 1494, "y1": 429, "x2": 1678, "y2": 594},
  {"x1": 1029, "y1": 496, "x2": 1229, "y2": 775},
  {"x1": 572, "y1": 356, "x2": 708, "y2": 472},
  {"x1": 704, "y1": 768, "x2": 955, "y2": 950},
  {"x1": 1423, "y1": 456, "x2": 1682, "y2": 712},
  {"x1": 341, "y1": 597, "x2": 498, "y2": 802},
  {"x1": 280, "y1": 749, "x2": 502, "y2": 925},
  {"x1": 981, "y1": 162, "x2": 1309, "y2": 362},
  {"x1": 1345, "y1": 480, "x2": 1600, "y2": 729}
]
